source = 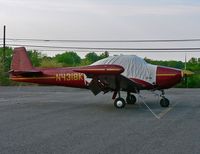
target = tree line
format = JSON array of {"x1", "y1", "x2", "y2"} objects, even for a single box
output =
[{"x1": 0, "y1": 47, "x2": 199, "y2": 87}]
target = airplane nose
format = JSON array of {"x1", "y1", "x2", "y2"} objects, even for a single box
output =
[
  {"x1": 156, "y1": 66, "x2": 185, "y2": 89},
  {"x1": 181, "y1": 70, "x2": 194, "y2": 78}
]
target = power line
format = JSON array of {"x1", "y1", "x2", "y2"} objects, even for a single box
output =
[
  {"x1": 33, "y1": 49, "x2": 200, "y2": 53},
  {"x1": 3, "y1": 38, "x2": 200, "y2": 43},
  {"x1": 7, "y1": 44, "x2": 200, "y2": 51}
]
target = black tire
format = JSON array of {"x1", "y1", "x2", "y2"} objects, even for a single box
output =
[
  {"x1": 114, "y1": 98, "x2": 126, "y2": 109},
  {"x1": 126, "y1": 95, "x2": 136, "y2": 104},
  {"x1": 160, "y1": 98, "x2": 170, "y2": 107}
]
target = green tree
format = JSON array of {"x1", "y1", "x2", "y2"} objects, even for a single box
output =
[
  {"x1": 188, "y1": 57, "x2": 197, "y2": 64},
  {"x1": 144, "y1": 57, "x2": 184, "y2": 69},
  {"x1": 187, "y1": 57, "x2": 200, "y2": 71},
  {"x1": 55, "y1": 51, "x2": 81, "y2": 66},
  {"x1": 40, "y1": 57, "x2": 63, "y2": 68},
  {"x1": 99, "y1": 51, "x2": 109, "y2": 59},
  {"x1": 0, "y1": 47, "x2": 12, "y2": 71},
  {"x1": 0, "y1": 61, "x2": 10, "y2": 85},
  {"x1": 81, "y1": 51, "x2": 109, "y2": 65},
  {"x1": 198, "y1": 58, "x2": 200, "y2": 63},
  {"x1": 85, "y1": 52, "x2": 99, "y2": 63},
  {"x1": 27, "y1": 50, "x2": 43, "y2": 67},
  {"x1": 0, "y1": 47, "x2": 13, "y2": 85}
]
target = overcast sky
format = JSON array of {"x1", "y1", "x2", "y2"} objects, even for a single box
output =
[{"x1": 1, "y1": 0, "x2": 200, "y2": 60}]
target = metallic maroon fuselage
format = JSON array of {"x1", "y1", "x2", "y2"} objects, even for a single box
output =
[
  {"x1": 11, "y1": 67, "x2": 86, "y2": 88},
  {"x1": 11, "y1": 65, "x2": 183, "y2": 91},
  {"x1": 129, "y1": 66, "x2": 182, "y2": 90},
  {"x1": 156, "y1": 66, "x2": 182, "y2": 89}
]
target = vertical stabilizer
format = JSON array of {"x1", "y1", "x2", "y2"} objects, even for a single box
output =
[{"x1": 11, "y1": 47, "x2": 33, "y2": 70}]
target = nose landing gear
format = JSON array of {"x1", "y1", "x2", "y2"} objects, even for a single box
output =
[
  {"x1": 160, "y1": 90, "x2": 170, "y2": 107},
  {"x1": 160, "y1": 97, "x2": 170, "y2": 107}
]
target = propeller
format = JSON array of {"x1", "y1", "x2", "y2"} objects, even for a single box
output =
[
  {"x1": 181, "y1": 70, "x2": 199, "y2": 88},
  {"x1": 181, "y1": 70, "x2": 194, "y2": 77}
]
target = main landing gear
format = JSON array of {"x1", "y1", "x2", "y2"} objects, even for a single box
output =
[
  {"x1": 126, "y1": 92, "x2": 136, "y2": 105},
  {"x1": 114, "y1": 97, "x2": 126, "y2": 109},
  {"x1": 113, "y1": 91, "x2": 137, "y2": 109},
  {"x1": 160, "y1": 90, "x2": 170, "y2": 107},
  {"x1": 113, "y1": 90, "x2": 170, "y2": 108},
  {"x1": 113, "y1": 91, "x2": 126, "y2": 109}
]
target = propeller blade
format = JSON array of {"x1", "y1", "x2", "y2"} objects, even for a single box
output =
[{"x1": 181, "y1": 70, "x2": 194, "y2": 77}]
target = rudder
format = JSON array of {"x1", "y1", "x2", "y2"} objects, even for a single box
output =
[{"x1": 11, "y1": 47, "x2": 33, "y2": 70}]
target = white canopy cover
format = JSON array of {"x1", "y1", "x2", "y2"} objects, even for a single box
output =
[{"x1": 92, "y1": 55, "x2": 157, "y2": 84}]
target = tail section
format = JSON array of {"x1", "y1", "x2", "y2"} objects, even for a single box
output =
[{"x1": 11, "y1": 47, "x2": 33, "y2": 70}]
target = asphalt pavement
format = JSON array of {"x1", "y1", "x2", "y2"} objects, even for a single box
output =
[{"x1": 0, "y1": 86, "x2": 200, "y2": 154}]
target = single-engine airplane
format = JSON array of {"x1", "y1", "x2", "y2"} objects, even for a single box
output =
[{"x1": 9, "y1": 47, "x2": 193, "y2": 108}]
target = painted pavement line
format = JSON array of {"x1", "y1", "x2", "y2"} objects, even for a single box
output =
[{"x1": 158, "y1": 101, "x2": 179, "y2": 119}]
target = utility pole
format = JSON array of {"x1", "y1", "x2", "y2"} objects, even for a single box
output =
[
  {"x1": 184, "y1": 52, "x2": 187, "y2": 70},
  {"x1": 3, "y1": 25, "x2": 6, "y2": 72},
  {"x1": 184, "y1": 53, "x2": 188, "y2": 88}
]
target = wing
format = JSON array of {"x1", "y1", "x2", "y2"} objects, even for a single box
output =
[
  {"x1": 73, "y1": 64, "x2": 124, "y2": 75},
  {"x1": 73, "y1": 65, "x2": 142, "y2": 95}
]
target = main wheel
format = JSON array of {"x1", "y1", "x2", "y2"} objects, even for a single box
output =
[
  {"x1": 114, "y1": 98, "x2": 126, "y2": 109},
  {"x1": 160, "y1": 98, "x2": 170, "y2": 107},
  {"x1": 126, "y1": 95, "x2": 136, "y2": 104}
]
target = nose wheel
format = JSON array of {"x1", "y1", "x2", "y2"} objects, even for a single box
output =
[
  {"x1": 160, "y1": 97, "x2": 169, "y2": 107},
  {"x1": 160, "y1": 90, "x2": 170, "y2": 107}
]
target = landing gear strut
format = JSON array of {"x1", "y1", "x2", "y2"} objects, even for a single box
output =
[
  {"x1": 126, "y1": 92, "x2": 136, "y2": 104},
  {"x1": 160, "y1": 90, "x2": 170, "y2": 107}
]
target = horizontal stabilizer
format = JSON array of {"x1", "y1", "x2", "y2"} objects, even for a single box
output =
[
  {"x1": 9, "y1": 70, "x2": 43, "y2": 77},
  {"x1": 73, "y1": 64, "x2": 124, "y2": 75}
]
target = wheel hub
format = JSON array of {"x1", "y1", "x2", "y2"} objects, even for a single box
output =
[
  {"x1": 114, "y1": 97, "x2": 126, "y2": 108},
  {"x1": 116, "y1": 100, "x2": 123, "y2": 107}
]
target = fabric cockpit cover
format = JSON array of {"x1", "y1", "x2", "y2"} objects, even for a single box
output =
[{"x1": 91, "y1": 55, "x2": 157, "y2": 84}]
